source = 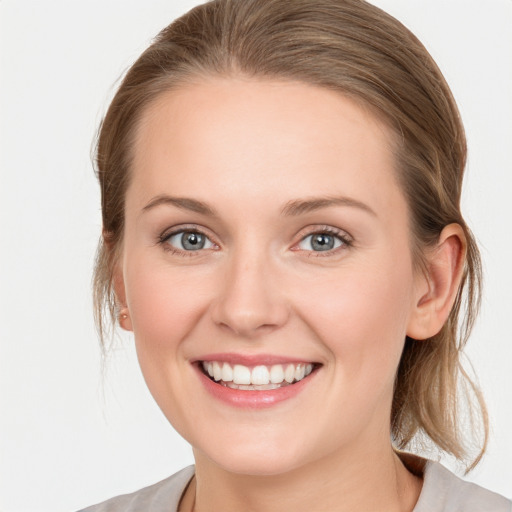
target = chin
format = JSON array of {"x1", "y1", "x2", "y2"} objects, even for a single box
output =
[
  {"x1": 213, "y1": 454, "x2": 304, "y2": 477},
  {"x1": 193, "y1": 434, "x2": 316, "y2": 477}
]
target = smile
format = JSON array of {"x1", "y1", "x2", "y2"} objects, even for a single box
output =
[{"x1": 201, "y1": 361, "x2": 315, "y2": 390}]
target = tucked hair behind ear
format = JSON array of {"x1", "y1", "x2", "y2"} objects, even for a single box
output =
[{"x1": 93, "y1": 0, "x2": 487, "y2": 469}]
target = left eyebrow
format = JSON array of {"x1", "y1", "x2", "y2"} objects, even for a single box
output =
[{"x1": 281, "y1": 196, "x2": 377, "y2": 217}]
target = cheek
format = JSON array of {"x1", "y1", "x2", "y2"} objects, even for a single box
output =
[
  {"x1": 124, "y1": 256, "x2": 214, "y2": 356},
  {"x1": 293, "y1": 255, "x2": 415, "y2": 382}
]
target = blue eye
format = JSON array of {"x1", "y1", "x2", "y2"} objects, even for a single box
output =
[
  {"x1": 298, "y1": 232, "x2": 346, "y2": 252},
  {"x1": 165, "y1": 231, "x2": 215, "y2": 251}
]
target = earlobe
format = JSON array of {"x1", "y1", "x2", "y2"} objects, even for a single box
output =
[
  {"x1": 118, "y1": 307, "x2": 133, "y2": 331},
  {"x1": 112, "y1": 263, "x2": 133, "y2": 332},
  {"x1": 406, "y1": 224, "x2": 466, "y2": 340}
]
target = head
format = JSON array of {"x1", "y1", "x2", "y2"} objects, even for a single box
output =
[{"x1": 93, "y1": 0, "x2": 486, "y2": 472}]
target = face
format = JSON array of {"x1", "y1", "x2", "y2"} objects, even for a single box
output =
[{"x1": 119, "y1": 78, "x2": 422, "y2": 475}]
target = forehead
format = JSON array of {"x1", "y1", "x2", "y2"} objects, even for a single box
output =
[{"x1": 129, "y1": 77, "x2": 402, "y2": 215}]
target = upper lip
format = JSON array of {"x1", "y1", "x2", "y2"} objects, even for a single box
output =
[{"x1": 191, "y1": 353, "x2": 319, "y2": 367}]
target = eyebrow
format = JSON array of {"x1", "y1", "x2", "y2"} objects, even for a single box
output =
[
  {"x1": 141, "y1": 194, "x2": 376, "y2": 218},
  {"x1": 142, "y1": 195, "x2": 216, "y2": 216},
  {"x1": 281, "y1": 196, "x2": 377, "y2": 217}
]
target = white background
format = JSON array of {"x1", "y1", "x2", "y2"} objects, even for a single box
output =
[{"x1": 0, "y1": 1, "x2": 511, "y2": 510}]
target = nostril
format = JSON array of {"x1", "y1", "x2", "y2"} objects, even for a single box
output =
[
  {"x1": 209, "y1": 267, "x2": 290, "y2": 336},
  {"x1": 216, "y1": 321, "x2": 282, "y2": 338}
]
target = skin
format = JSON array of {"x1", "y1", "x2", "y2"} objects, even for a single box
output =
[{"x1": 115, "y1": 77, "x2": 465, "y2": 511}]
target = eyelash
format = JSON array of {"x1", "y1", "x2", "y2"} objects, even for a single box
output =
[{"x1": 157, "y1": 225, "x2": 352, "y2": 256}]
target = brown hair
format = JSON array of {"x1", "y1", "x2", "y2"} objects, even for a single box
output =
[{"x1": 93, "y1": 0, "x2": 487, "y2": 468}]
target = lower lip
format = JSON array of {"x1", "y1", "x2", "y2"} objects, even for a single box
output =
[{"x1": 195, "y1": 365, "x2": 316, "y2": 409}]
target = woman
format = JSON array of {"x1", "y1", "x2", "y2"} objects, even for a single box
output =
[{"x1": 82, "y1": 0, "x2": 511, "y2": 510}]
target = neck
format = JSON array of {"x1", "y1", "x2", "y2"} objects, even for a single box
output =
[{"x1": 188, "y1": 442, "x2": 422, "y2": 512}]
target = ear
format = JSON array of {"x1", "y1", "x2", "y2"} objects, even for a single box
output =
[
  {"x1": 406, "y1": 224, "x2": 466, "y2": 340},
  {"x1": 113, "y1": 268, "x2": 133, "y2": 332},
  {"x1": 107, "y1": 235, "x2": 133, "y2": 332}
]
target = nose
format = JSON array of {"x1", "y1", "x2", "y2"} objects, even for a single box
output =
[{"x1": 210, "y1": 250, "x2": 289, "y2": 338}]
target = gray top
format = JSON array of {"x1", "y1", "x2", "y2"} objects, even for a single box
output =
[{"x1": 80, "y1": 461, "x2": 511, "y2": 511}]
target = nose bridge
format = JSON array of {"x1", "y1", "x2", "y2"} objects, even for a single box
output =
[{"x1": 211, "y1": 238, "x2": 288, "y2": 337}]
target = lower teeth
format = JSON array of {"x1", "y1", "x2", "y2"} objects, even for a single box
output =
[{"x1": 219, "y1": 381, "x2": 291, "y2": 390}]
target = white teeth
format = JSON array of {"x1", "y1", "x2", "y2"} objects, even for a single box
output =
[
  {"x1": 202, "y1": 360, "x2": 316, "y2": 388},
  {"x1": 225, "y1": 382, "x2": 282, "y2": 390},
  {"x1": 233, "y1": 364, "x2": 251, "y2": 385},
  {"x1": 221, "y1": 362, "x2": 233, "y2": 382},
  {"x1": 213, "y1": 361, "x2": 222, "y2": 381},
  {"x1": 251, "y1": 365, "x2": 270, "y2": 385},
  {"x1": 284, "y1": 364, "x2": 295, "y2": 383},
  {"x1": 294, "y1": 363, "x2": 305, "y2": 381},
  {"x1": 270, "y1": 364, "x2": 284, "y2": 384},
  {"x1": 202, "y1": 361, "x2": 214, "y2": 378}
]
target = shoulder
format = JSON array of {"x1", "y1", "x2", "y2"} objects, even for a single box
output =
[
  {"x1": 414, "y1": 460, "x2": 511, "y2": 512},
  {"x1": 77, "y1": 466, "x2": 195, "y2": 512}
]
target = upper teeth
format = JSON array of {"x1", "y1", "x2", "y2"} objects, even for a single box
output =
[{"x1": 202, "y1": 361, "x2": 314, "y2": 386}]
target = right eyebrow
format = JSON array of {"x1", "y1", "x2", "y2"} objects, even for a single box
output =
[{"x1": 141, "y1": 195, "x2": 216, "y2": 216}]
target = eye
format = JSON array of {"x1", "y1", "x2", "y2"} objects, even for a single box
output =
[
  {"x1": 298, "y1": 232, "x2": 348, "y2": 252},
  {"x1": 164, "y1": 230, "x2": 215, "y2": 251}
]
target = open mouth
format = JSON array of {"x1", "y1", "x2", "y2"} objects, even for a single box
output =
[{"x1": 200, "y1": 361, "x2": 318, "y2": 390}]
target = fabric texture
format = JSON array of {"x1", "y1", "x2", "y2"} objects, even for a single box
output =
[{"x1": 79, "y1": 461, "x2": 511, "y2": 511}]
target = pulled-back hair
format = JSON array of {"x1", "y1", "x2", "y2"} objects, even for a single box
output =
[{"x1": 93, "y1": 0, "x2": 487, "y2": 468}]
